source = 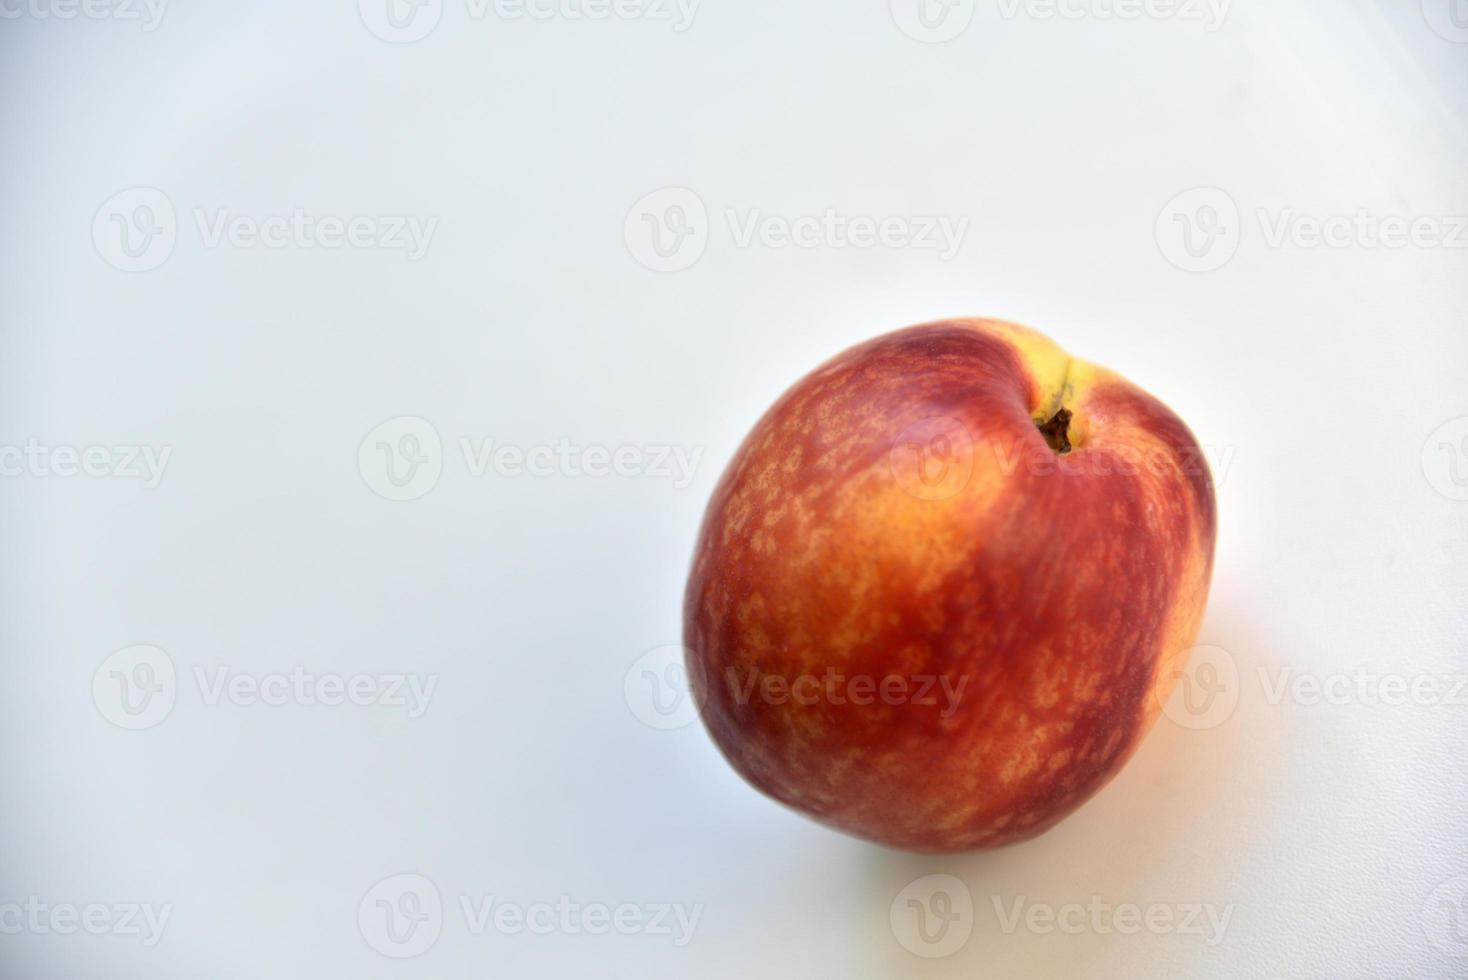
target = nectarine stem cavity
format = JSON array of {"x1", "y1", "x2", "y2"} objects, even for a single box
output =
[{"x1": 1037, "y1": 408, "x2": 1074, "y2": 455}]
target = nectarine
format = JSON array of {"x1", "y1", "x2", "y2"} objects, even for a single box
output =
[{"x1": 683, "y1": 319, "x2": 1216, "y2": 851}]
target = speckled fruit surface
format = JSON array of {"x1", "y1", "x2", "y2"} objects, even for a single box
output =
[{"x1": 684, "y1": 318, "x2": 1217, "y2": 852}]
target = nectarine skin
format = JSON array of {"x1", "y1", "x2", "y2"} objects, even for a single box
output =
[{"x1": 684, "y1": 319, "x2": 1216, "y2": 852}]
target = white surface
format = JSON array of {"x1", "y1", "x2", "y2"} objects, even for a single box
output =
[{"x1": 2, "y1": 1, "x2": 1466, "y2": 978}]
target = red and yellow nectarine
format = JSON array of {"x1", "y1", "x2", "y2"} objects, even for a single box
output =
[{"x1": 684, "y1": 318, "x2": 1216, "y2": 852}]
